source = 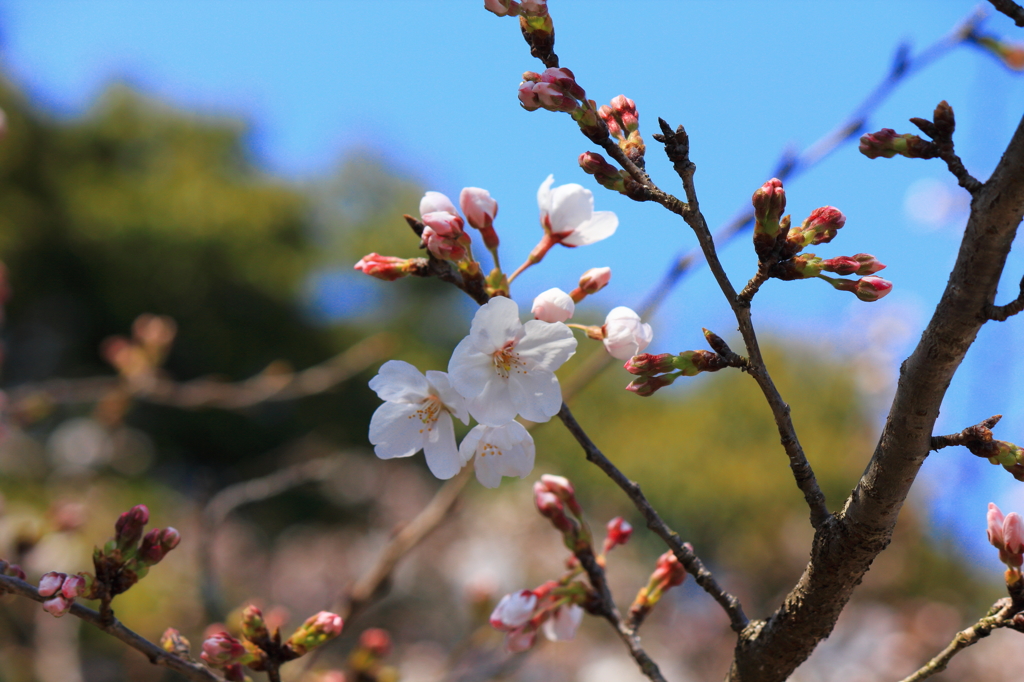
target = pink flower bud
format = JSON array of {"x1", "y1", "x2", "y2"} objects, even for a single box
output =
[
  {"x1": 539, "y1": 67, "x2": 585, "y2": 100},
  {"x1": 610, "y1": 95, "x2": 639, "y2": 132},
  {"x1": 543, "y1": 604, "x2": 584, "y2": 642},
  {"x1": 354, "y1": 253, "x2": 417, "y2": 282},
  {"x1": 38, "y1": 571, "x2": 67, "y2": 598},
  {"x1": 518, "y1": 81, "x2": 542, "y2": 111},
  {"x1": 484, "y1": 0, "x2": 518, "y2": 16},
  {"x1": 201, "y1": 632, "x2": 247, "y2": 667},
  {"x1": 854, "y1": 276, "x2": 893, "y2": 302},
  {"x1": 358, "y1": 628, "x2": 393, "y2": 658},
  {"x1": 852, "y1": 253, "x2": 886, "y2": 275},
  {"x1": 603, "y1": 516, "x2": 633, "y2": 553},
  {"x1": 651, "y1": 550, "x2": 686, "y2": 590},
  {"x1": 419, "y1": 191, "x2": 457, "y2": 218},
  {"x1": 520, "y1": 0, "x2": 547, "y2": 15},
  {"x1": 800, "y1": 207, "x2": 846, "y2": 246},
  {"x1": 858, "y1": 129, "x2": 936, "y2": 160},
  {"x1": 602, "y1": 307, "x2": 653, "y2": 360},
  {"x1": 988, "y1": 502, "x2": 1006, "y2": 549},
  {"x1": 821, "y1": 256, "x2": 859, "y2": 276},
  {"x1": 624, "y1": 353, "x2": 676, "y2": 376},
  {"x1": 533, "y1": 82, "x2": 577, "y2": 112},
  {"x1": 242, "y1": 604, "x2": 269, "y2": 642},
  {"x1": 421, "y1": 226, "x2": 468, "y2": 262},
  {"x1": 625, "y1": 373, "x2": 676, "y2": 397},
  {"x1": 532, "y1": 288, "x2": 575, "y2": 323},
  {"x1": 138, "y1": 527, "x2": 180, "y2": 566},
  {"x1": 115, "y1": 504, "x2": 150, "y2": 549},
  {"x1": 489, "y1": 590, "x2": 537, "y2": 631},
  {"x1": 1, "y1": 562, "x2": 25, "y2": 579},
  {"x1": 286, "y1": 611, "x2": 344, "y2": 656},
  {"x1": 42, "y1": 595, "x2": 72, "y2": 618},
  {"x1": 459, "y1": 187, "x2": 498, "y2": 234},
  {"x1": 61, "y1": 574, "x2": 86, "y2": 600},
  {"x1": 421, "y1": 211, "x2": 464, "y2": 238},
  {"x1": 1004, "y1": 513, "x2": 1024, "y2": 555},
  {"x1": 578, "y1": 267, "x2": 611, "y2": 295},
  {"x1": 752, "y1": 178, "x2": 786, "y2": 233}
]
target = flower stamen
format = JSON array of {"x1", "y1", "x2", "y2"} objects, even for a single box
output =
[{"x1": 492, "y1": 342, "x2": 527, "y2": 379}]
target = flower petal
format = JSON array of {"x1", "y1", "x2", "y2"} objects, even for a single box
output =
[
  {"x1": 469, "y1": 296, "x2": 523, "y2": 353},
  {"x1": 368, "y1": 360, "x2": 429, "y2": 403},
  {"x1": 449, "y1": 336, "x2": 498, "y2": 399},
  {"x1": 536, "y1": 174, "x2": 555, "y2": 215},
  {"x1": 420, "y1": 191, "x2": 457, "y2": 217},
  {"x1": 368, "y1": 401, "x2": 425, "y2": 459},
  {"x1": 560, "y1": 210, "x2": 618, "y2": 246},
  {"x1": 426, "y1": 370, "x2": 469, "y2": 424},
  {"x1": 542, "y1": 605, "x2": 583, "y2": 641},
  {"x1": 458, "y1": 424, "x2": 486, "y2": 468},
  {"x1": 468, "y1": 378, "x2": 519, "y2": 426},
  {"x1": 509, "y1": 369, "x2": 563, "y2": 423},
  {"x1": 517, "y1": 320, "x2": 577, "y2": 371},
  {"x1": 548, "y1": 183, "x2": 594, "y2": 235},
  {"x1": 423, "y1": 412, "x2": 463, "y2": 479},
  {"x1": 494, "y1": 421, "x2": 535, "y2": 478}
]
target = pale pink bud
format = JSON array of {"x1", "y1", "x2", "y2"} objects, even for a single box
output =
[
  {"x1": 519, "y1": 0, "x2": 547, "y2": 14},
  {"x1": 42, "y1": 595, "x2": 72, "y2": 617},
  {"x1": 604, "y1": 516, "x2": 633, "y2": 553},
  {"x1": 201, "y1": 632, "x2": 246, "y2": 666},
  {"x1": 854, "y1": 276, "x2": 893, "y2": 302},
  {"x1": 61, "y1": 574, "x2": 86, "y2": 600},
  {"x1": 489, "y1": 590, "x2": 537, "y2": 631},
  {"x1": 988, "y1": 502, "x2": 1006, "y2": 549},
  {"x1": 505, "y1": 626, "x2": 537, "y2": 652},
  {"x1": 539, "y1": 68, "x2": 585, "y2": 100},
  {"x1": 533, "y1": 82, "x2": 577, "y2": 112},
  {"x1": 602, "y1": 307, "x2": 653, "y2": 360},
  {"x1": 420, "y1": 211, "x2": 464, "y2": 237},
  {"x1": 532, "y1": 288, "x2": 575, "y2": 323},
  {"x1": 542, "y1": 604, "x2": 584, "y2": 641},
  {"x1": 459, "y1": 188, "x2": 498, "y2": 231},
  {"x1": 38, "y1": 572, "x2": 67, "y2": 598},
  {"x1": 1004, "y1": 513, "x2": 1024, "y2": 555},
  {"x1": 578, "y1": 267, "x2": 611, "y2": 294},
  {"x1": 518, "y1": 82, "x2": 542, "y2": 111},
  {"x1": 419, "y1": 191, "x2": 457, "y2": 218},
  {"x1": 358, "y1": 628, "x2": 392, "y2": 657},
  {"x1": 355, "y1": 253, "x2": 416, "y2": 282},
  {"x1": 852, "y1": 253, "x2": 886, "y2": 275},
  {"x1": 484, "y1": 0, "x2": 517, "y2": 16},
  {"x1": 539, "y1": 474, "x2": 582, "y2": 516}
]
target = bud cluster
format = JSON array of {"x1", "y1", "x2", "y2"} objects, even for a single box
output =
[
  {"x1": 598, "y1": 95, "x2": 645, "y2": 166},
  {"x1": 101, "y1": 314, "x2": 177, "y2": 386},
  {"x1": 858, "y1": 128, "x2": 938, "y2": 160},
  {"x1": 519, "y1": 68, "x2": 585, "y2": 113},
  {"x1": 988, "y1": 503, "x2": 1024, "y2": 583},
  {"x1": 199, "y1": 604, "x2": 344, "y2": 678},
  {"x1": 534, "y1": 474, "x2": 591, "y2": 551},
  {"x1": 628, "y1": 550, "x2": 687, "y2": 625},
  {"x1": 749, "y1": 178, "x2": 893, "y2": 303},
  {"x1": 37, "y1": 571, "x2": 87, "y2": 617},
  {"x1": 489, "y1": 580, "x2": 587, "y2": 652},
  {"x1": 624, "y1": 329, "x2": 740, "y2": 397},
  {"x1": 579, "y1": 151, "x2": 626, "y2": 193}
]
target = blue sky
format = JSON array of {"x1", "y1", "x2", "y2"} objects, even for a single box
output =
[{"x1": 2, "y1": 1, "x2": 1023, "y2": 569}]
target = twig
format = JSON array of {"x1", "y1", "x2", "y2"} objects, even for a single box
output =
[
  {"x1": 575, "y1": 548, "x2": 667, "y2": 682},
  {"x1": 6, "y1": 333, "x2": 395, "y2": 412},
  {"x1": 986, "y1": 273, "x2": 1024, "y2": 321},
  {"x1": 988, "y1": 0, "x2": 1024, "y2": 26},
  {"x1": 0, "y1": 573, "x2": 224, "y2": 682},
  {"x1": 897, "y1": 597, "x2": 1023, "y2": 682},
  {"x1": 930, "y1": 414, "x2": 1003, "y2": 451},
  {"x1": 557, "y1": 402, "x2": 749, "y2": 633}
]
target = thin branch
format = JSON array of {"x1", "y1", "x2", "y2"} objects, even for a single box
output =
[
  {"x1": 576, "y1": 548, "x2": 667, "y2": 682},
  {"x1": 6, "y1": 333, "x2": 395, "y2": 412},
  {"x1": 938, "y1": 146, "x2": 983, "y2": 193},
  {"x1": 930, "y1": 414, "x2": 1003, "y2": 451},
  {"x1": 988, "y1": 0, "x2": 1024, "y2": 26},
  {"x1": 557, "y1": 402, "x2": 749, "y2": 633},
  {"x1": 0, "y1": 574, "x2": 223, "y2": 682},
  {"x1": 986, "y1": 272, "x2": 1024, "y2": 321},
  {"x1": 897, "y1": 596, "x2": 1024, "y2": 682}
]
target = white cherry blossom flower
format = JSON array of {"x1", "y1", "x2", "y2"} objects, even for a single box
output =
[
  {"x1": 490, "y1": 590, "x2": 537, "y2": 630},
  {"x1": 459, "y1": 421, "x2": 535, "y2": 488},
  {"x1": 419, "y1": 190, "x2": 458, "y2": 217},
  {"x1": 603, "y1": 306, "x2": 653, "y2": 360},
  {"x1": 448, "y1": 296, "x2": 576, "y2": 426},
  {"x1": 543, "y1": 604, "x2": 584, "y2": 641},
  {"x1": 531, "y1": 287, "x2": 575, "y2": 323},
  {"x1": 537, "y1": 175, "x2": 618, "y2": 246},
  {"x1": 368, "y1": 361, "x2": 469, "y2": 480}
]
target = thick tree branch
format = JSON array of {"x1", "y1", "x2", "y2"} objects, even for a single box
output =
[
  {"x1": 0, "y1": 574, "x2": 223, "y2": 682},
  {"x1": 988, "y1": 0, "x2": 1024, "y2": 27},
  {"x1": 728, "y1": 110, "x2": 1024, "y2": 682},
  {"x1": 557, "y1": 403, "x2": 749, "y2": 633}
]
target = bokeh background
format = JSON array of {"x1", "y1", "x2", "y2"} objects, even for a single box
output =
[{"x1": 0, "y1": 1, "x2": 1022, "y2": 681}]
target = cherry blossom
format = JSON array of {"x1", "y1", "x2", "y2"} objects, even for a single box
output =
[
  {"x1": 459, "y1": 421, "x2": 535, "y2": 488},
  {"x1": 532, "y1": 288, "x2": 575, "y2": 323},
  {"x1": 602, "y1": 306, "x2": 653, "y2": 360},
  {"x1": 538, "y1": 175, "x2": 618, "y2": 247},
  {"x1": 543, "y1": 604, "x2": 584, "y2": 641},
  {"x1": 368, "y1": 361, "x2": 469, "y2": 480},
  {"x1": 490, "y1": 590, "x2": 537, "y2": 630},
  {"x1": 419, "y1": 191, "x2": 458, "y2": 217},
  {"x1": 448, "y1": 296, "x2": 576, "y2": 426}
]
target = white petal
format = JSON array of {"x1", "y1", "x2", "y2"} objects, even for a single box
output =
[
  {"x1": 468, "y1": 378, "x2": 519, "y2": 426},
  {"x1": 561, "y1": 211, "x2": 618, "y2": 246},
  {"x1": 368, "y1": 360, "x2": 429, "y2": 403},
  {"x1": 420, "y1": 191, "x2": 457, "y2": 217},
  {"x1": 509, "y1": 369, "x2": 563, "y2": 423},
  {"x1": 605, "y1": 306, "x2": 641, "y2": 324},
  {"x1": 423, "y1": 412, "x2": 463, "y2": 479},
  {"x1": 474, "y1": 447, "x2": 504, "y2": 488},
  {"x1": 458, "y1": 424, "x2": 486, "y2": 467},
  {"x1": 425, "y1": 370, "x2": 469, "y2": 424},
  {"x1": 548, "y1": 183, "x2": 594, "y2": 235},
  {"x1": 469, "y1": 296, "x2": 523, "y2": 353},
  {"x1": 449, "y1": 335, "x2": 497, "y2": 399},
  {"x1": 494, "y1": 421, "x2": 535, "y2": 478},
  {"x1": 368, "y1": 401, "x2": 425, "y2": 459},
  {"x1": 517, "y1": 320, "x2": 577, "y2": 371},
  {"x1": 543, "y1": 605, "x2": 583, "y2": 641},
  {"x1": 532, "y1": 288, "x2": 575, "y2": 323},
  {"x1": 536, "y1": 174, "x2": 555, "y2": 214}
]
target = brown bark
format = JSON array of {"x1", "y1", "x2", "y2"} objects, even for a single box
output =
[{"x1": 726, "y1": 112, "x2": 1024, "y2": 681}]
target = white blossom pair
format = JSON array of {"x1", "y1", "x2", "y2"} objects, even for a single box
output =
[{"x1": 368, "y1": 297, "x2": 577, "y2": 487}]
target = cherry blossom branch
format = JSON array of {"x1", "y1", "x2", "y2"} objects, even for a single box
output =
[
  {"x1": 0, "y1": 573, "x2": 224, "y2": 682},
  {"x1": 988, "y1": 0, "x2": 1024, "y2": 26},
  {"x1": 5, "y1": 333, "x2": 394, "y2": 413},
  {"x1": 929, "y1": 414, "x2": 1003, "y2": 451},
  {"x1": 404, "y1": 215, "x2": 491, "y2": 305},
  {"x1": 897, "y1": 590, "x2": 1024, "y2": 682},
  {"x1": 575, "y1": 548, "x2": 667, "y2": 682},
  {"x1": 986, "y1": 272, "x2": 1024, "y2": 320},
  {"x1": 557, "y1": 402, "x2": 749, "y2": 633}
]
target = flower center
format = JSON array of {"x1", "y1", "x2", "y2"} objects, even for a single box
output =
[
  {"x1": 410, "y1": 395, "x2": 443, "y2": 433},
  {"x1": 478, "y1": 441, "x2": 503, "y2": 458},
  {"x1": 492, "y1": 341, "x2": 527, "y2": 380}
]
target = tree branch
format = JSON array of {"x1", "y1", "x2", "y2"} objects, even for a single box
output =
[
  {"x1": 930, "y1": 414, "x2": 1003, "y2": 451},
  {"x1": 986, "y1": 272, "x2": 1024, "y2": 321},
  {"x1": 988, "y1": 0, "x2": 1024, "y2": 27},
  {"x1": 557, "y1": 402, "x2": 750, "y2": 633},
  {"x1": 0, "y1": 574, "x2": 223, "y2": 682}
]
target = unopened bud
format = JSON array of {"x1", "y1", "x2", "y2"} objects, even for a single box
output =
[
  {"x1": 161, "y1": 628, "x2": 192, "y2": 657},
  {"x1": 138, "y1": 527, "x2": 180, "y2": 566},
  {"x1": 489, "y1": 590, "x2": 537, "y2": 631},
  {"x1": 625, "y1": 373, "x2": 677, "y2": 397},
  {"x1": 673, "y1": 350, "x2": 730, "y2": 376},
  {"x1": 821, "y1": 256, "x2": 859, "y2": 276},
  {"x1": 484, "y1": 0, "x2": 520, "y2": 17},
  {"x1": 570, "y1": 267, "x2": 611, "y2": 302},
  {"x1": 538, "y1": 474, "x2": 581, "y2": 516},
  {"x1": 354, "y1": 253, "x2": 418, "y2": 282},
  {"x1": 624, "y1": 353, "x2": 676, "y2": 376},
  {"x1": 242, "y1": 604, "x2": 270, "y2": 642},
  {"x1": 603, "y1": 517, "x2": 633, "y2": 553},
  {"x1": 851, "y1": 253, "x2": 886, "y2": 275},
  {"x1": 459, "y1": 187, "x2": 500, "y2": 249},
  {"x1": 38, "y1": 571, "x2": 67, "y2": 598},
  {"x1": 578, "y1": 152, "x2": 625, "y2": 193},
  {"x1": 115, "y1": 504, "x2": 150, "y2": 550},
  {"x1": 853, "y1": 276, "x2": 893, "y2": 302},
  {"x1": 61, "y1": 574, "x2": 86, "y2": 600},
  {"x1": 859, "y1": 129, "x2": 937, "y2": 160},
  {"x1": 752, "y1": 178, "x2": 786, "y2": 235},
  {"x1": 0, "y1": 560, "x2": 25, "y2": 580},
  {"x1": 419, "y1": 191, "x2": 457, "y2": 217},
  {"x1": 358, "y1": 628, "x2": 393, "y2": 658},
  {"x1": 286, "y1": 611, "x2": 345, "y2": 656},
  {"x1": 532, "y1": 288, "x2": 575, "y2": 323},
  {"x1": 42, "y1": 595, "x2": 72, "y2": 618}
]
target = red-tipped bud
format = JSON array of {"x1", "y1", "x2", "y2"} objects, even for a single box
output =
[
  {"x1": 38, "y1": 571, "x2": 67, "y2": 598},
  {"x1": 115, "y1": 504, "x2": 150, "y2": 550},
  {"x1": 652, "y1": 550, "x2": 687, "y2": 589},
  {"x1": 354, "y1": 253, "x2": 418, "y2": 282},
  {"x1": 138, "y1": 527, "x2": 180, "y2": 566},
  {"x1": 540, "y1": 68, "x2": 585, "y2": 100},
  {"x1": 752, "y1": 179, "x2": 786, "y2": 234},
  {"x1": 242, "y1": 604, "x2": 269, "y2": 642},
  {"x1": 42, "y1": 595, "x2": 72, "y2": 618},
  {"x1": 624, "y1": 353, "x2": 677, "y2": 376},
  {"x1": 286, "y1": 611, "x2": 345, "y2": 656},
  {"x1": 490, "y1": 590, "x2": 537, "y2": 631},
  {"x1": 578, "y1": 152, "x2": 625, "y2": 192},
  {"x1": 538, "y1": 474, "x2": 581, "y2": 515},
  {"x1": 853, "y1": 276, "x2": 893, "y2": 302},
  {"x1": 61, "y1": 574, "x2": 86, "y2": 600},
  {"x1": 459, "y1": 187, "x2": 500, "y2": 249},
  {"x1": 421, "y1": 226, "x2": 469, "y2": 262},
  {"x1": 201, "y1": 632, "x2": 247, "y2": 667},
  {"x1": 821, "y1": 256, "x2": 859, "y2": 276},
  {"x1": 603, "y1": 517, "x2": 633, "y2": 554},
  {"x1": 625, "y1": 373, "x2": 676, "y2": 397},
  {"x1": 852, "y1": 253, "x2": 886, "y2": 275},
  {"x1": 859, "y1": 129, "x2": 937, "y2": 160}
]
